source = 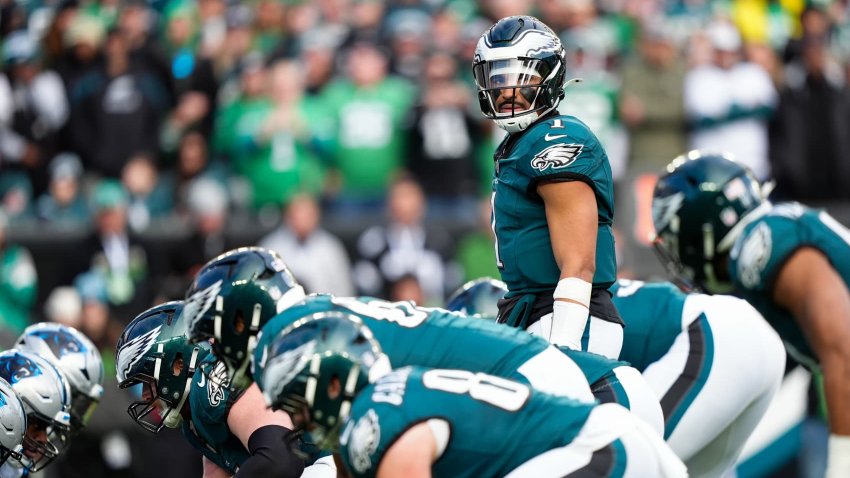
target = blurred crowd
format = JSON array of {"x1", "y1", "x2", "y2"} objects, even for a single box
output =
[{"x1": 0, "y1": 0, "x2": 849, "y2": 475}]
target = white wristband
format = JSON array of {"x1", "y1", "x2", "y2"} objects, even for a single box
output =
[
  {"x1": 826, "y1": 434, "x2": 850, "y2": 478},
  {"x1": 550, "y1": 300, "x2": 589, "y2": 349},
  {"x1": 553, "y1": 277, "x2": 592, "y2": 307}
]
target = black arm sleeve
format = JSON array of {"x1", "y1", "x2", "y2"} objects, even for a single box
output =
[{"x1": 234, "y1": 425, "x2": 305, "y2": 478}]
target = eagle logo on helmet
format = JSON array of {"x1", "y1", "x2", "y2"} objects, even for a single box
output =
[
  {"x1": 183, "y1": 280, "x2": 223, "y2": 339},
  {"x1": 116, "y1": 326, "x2": 162, "y2": 382},
  {"x1": 652, "y1": 192, "x2": 685, "y2": 234},
  {"x1": 264, "y1": 339, "x2": 318, "y2": 402},
  {"x1": 530, "y1": 144, "x2": 583, "y2": 171}
]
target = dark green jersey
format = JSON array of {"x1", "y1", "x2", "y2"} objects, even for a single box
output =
[
  {"x1": 728, "y1": 203, "x2": 850, "y2": 367},
  {"x1": 492, "y1": 113, "x2": 616, "y2": 295},
  {"x1": 559, "y1": 346, "x2": 624, "y2": 384},
  {"x1": 183, "y1": 357, "x2": 247, "y2": 473},
  {"x1": 610, "y1": 280, "x2": 688, "y2": 371},
  {"x1": 339, "y1": 366, "x2": 595, "y2": 478},
  {"x1": 254, "y1": 295, "x2": 550, "y2": 391}
]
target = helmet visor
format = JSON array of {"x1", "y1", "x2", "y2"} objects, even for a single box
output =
[{"x1": 473, "y1": 59, "x2": 551, "y2": 118}]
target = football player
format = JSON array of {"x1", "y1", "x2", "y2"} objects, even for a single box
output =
[
  {"x1": 447, "y1": 277, "x2": 664, "y2": 436},
  {"x1": 115, "y1": 301, "x2": 309, "y2": 478},
  {"x1": 610, "y1": 279, "x2": 784, "y2": 476},
  {"x1": 452, "y1": 276, "x2": 785, "y2": 477},
  {"x1": 0, "y1": 350, "x2": 72, "y2": 475},
  {"x1": 473, "y1": 15, "x2": 622, "y2": 355},
  {"x1": 651, "y1": 151, "x2": 850, "y2": 477},
  {"x1": 16, "y1": 323, "x2": 104, "y2": 437},
  {"x1": 257, "y1": 315, "x2": 687, "y2": 478},
  {"x1": 186, "y1": 248, "x2": 596, "y2": 405}
]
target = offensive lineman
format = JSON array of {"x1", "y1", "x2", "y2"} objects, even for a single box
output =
[{"x1": 651, "y1": 151, "x2": 850, "y2": 477}]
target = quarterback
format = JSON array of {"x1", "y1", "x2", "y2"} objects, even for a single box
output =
[
  {"x1": 652, "y1": 151, "x2": 850, "y2": 477},
  {"x1": 473, "y1": 15, "x2": 622, "y2": 355}
]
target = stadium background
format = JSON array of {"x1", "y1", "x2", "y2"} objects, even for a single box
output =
[{"x1": 0, "y1": 0, "x2": 847, "y2": 475}]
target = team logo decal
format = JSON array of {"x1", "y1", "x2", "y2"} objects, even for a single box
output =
[
  {"x1": 530, "y1": 144, "x2": 583, "y2": 171},
  {"x1": 737, "y1": 222, "x2": 772, "y2": 289},
  {"x1": 207, "y1": 361, "x2": 230, "y2": 407},
  {"x1": 265, "y1": 340, "x2": 317, "y2": 401},
  {"x1": 652, "y1": 192, "x2": 684, "y2": 234},
  {"x1": 116, "y1": 326, "x2": 162, "y2": 382},
  {"x1": 184, "y1": 280, "x2": 223, "y2": 338},
  {"x1": 348, "y1": 409, "x2": 381, "y2": 474}
]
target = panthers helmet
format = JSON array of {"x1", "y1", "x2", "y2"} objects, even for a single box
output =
[
  {"x1": 652, "y1": 151, "x2": 768, "y2": 293},
  {"x1": 16, "y1": 323, "x2": 104, "y2": 433},
  {"x1": 258, "y1": 314, "x2": 391, "y2": 451},
  {"x1": 0, "y1": 350, "x2": 71, "y2": 472},
  {"x1": 473, "y1": 15, "x2": 568, "y2": 133},
  {"x1": 185, "y1": 247, "x2": 305, "y2": 390},
  {"x1": 0, "y1": 378, "x2": 26, "y2": 467},
  {"x1": 446, "y1": 277, "x2": 507, "y2": 321},
  {"x1": 116, "y1": 301, "x2": 210, "y2": 433}
]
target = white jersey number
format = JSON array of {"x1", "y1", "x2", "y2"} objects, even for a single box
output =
[{"x1": 422, "y1": 369, "x2": 530, "y2": 412}]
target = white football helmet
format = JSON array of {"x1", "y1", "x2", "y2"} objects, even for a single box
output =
[
  {"x1": 16, "y1": 323, "x2": 104, "y2": 433},
  {"x1": 0, "y1": 378, "x2": 26, "y2": 467},
  {"x1": 0, "y1": 350, "x2": 71, "y2": 472}
]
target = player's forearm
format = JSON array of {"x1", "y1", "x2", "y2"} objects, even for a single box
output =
[{"x1": 821, "y1": 352, "x2": 850, "y2": 435}]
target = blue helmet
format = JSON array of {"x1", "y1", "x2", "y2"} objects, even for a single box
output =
[{"x1": 446, "y1": 277, "x2": 507, "y2": 321}]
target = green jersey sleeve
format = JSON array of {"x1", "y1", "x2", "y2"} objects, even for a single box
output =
[
  {"x1": 183, "y1": 359, "x2": 248, "y2": 473},
  {"x1": 729, "y1": 208, "x2": 803, "y2": 295}
]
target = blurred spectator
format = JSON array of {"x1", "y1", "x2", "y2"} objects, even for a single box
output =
[
  {"x1": 74, "y1": 180, "x2": 150, "y2": 321},
  {"x1": 321, "y1": 42, "x2": 415, "y2": 210},
  {"x1": 352, "y1": 176, "x2": 451, "y2": 305},
  {"x1": 0, "y1": 30, "x2": 69, "y2": 195},
  {"x1": 384, "y1": 9, "x2": 431, "y2": 82},
  {"x1": 454, "y1": 197, "x2": 500, "y2": 283},
  {"x1": 770, "y1": 35, "x2": 850, "y2": 202},
  {"x1": 44, "y1": 285, "x2": 83, "y2": 328},
  {"x1": 117, "y1": 1, "x2": 170, "y2": 91},
  {"x1": 0, "y1": 209, "x2": 37, "y2": 339},
  {"x1": 55, "y1": 13, "x2": 106, "y2": 93},
  {"x1": 41, "y1": 1, "x2": 80, "y2": 68},
  {"x1": 0, "y1": 170, "x2": 33, "y2": 222},
  {"x1": 259, "y1": 193, "x2": 354, "y2": 296},
  {"x1": 406, "y1": 51, "x2": 482, "y2": 215},
  {"x1": 121, "y1": 153, "x2": 174, "y2": 232},
  {"x1": 161, "y1": 2, "x2": 218, "y2": 134},
  {"x1": 35, "y1": 152, "x2": 90, "y2": 226},
  {"x1": 298, "y1": 28, "x2": 339, "y2": 96},
  {"x1": 160, "y1": 177, "x2": 230, "y2": 294},
  {"x1": 388, "y1": 273, "x2": 425, "y2": 304},
  {"x1": 252, "y1": 0, "x2": 285, "y2": 55},
  {"x1": 620, "y1": 20, "x2": 687, "y2": 172},
  {"x1": 684, "y1": 20, "x2": 777, "y2": 180},
  {"x1": 159, "y1": 91, "x2": 211, "y2": 154},
  {"x1": 67, "y1": 26, "x2": 170, "y2": 178}
]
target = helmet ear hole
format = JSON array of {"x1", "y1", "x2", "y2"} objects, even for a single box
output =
[
  {"x1": 234, "y1": 310, "x2": 246, "y2": 335},
  {"x1": 328, "y1": 374, "x2": 341, "y2": 400},
  {"x1": 171, "y1": 354, "x2": 184, "y2": 377}
]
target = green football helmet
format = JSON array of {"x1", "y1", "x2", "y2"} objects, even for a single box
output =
[
  {"x1": 184, "y1": 247, "x2": 306, "y2": 390},
  {"x1": 258, "y1": 313, "x2": 391, "y2": 451},
  {"x1": 446, "y1": 277, "x2": 508, "y2": 321},
  {"x1": 652, "y1": 151, "x2": 768, "y2": 293},
  {"x1": 116, "y1": 301, "x2": 210, "y2": 433}
]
